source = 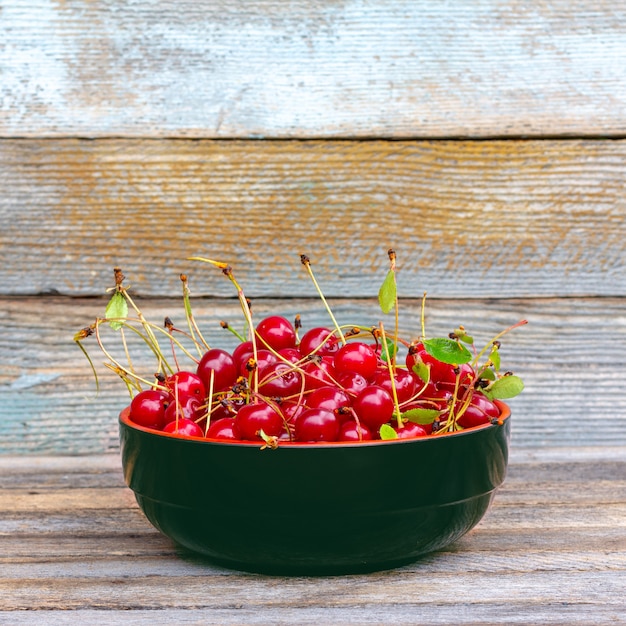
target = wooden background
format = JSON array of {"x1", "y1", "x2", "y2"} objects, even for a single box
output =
[
  {"x1": 1, "y1": 1, "x2": 625, "y2": 623},
  {"x1": 1, "y1": 1, "x2": 625, "y2": 454}
]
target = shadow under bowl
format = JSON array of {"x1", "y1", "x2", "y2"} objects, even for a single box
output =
[{"x1": 119, "y1": 402, "x2": 511, "y2": 575}]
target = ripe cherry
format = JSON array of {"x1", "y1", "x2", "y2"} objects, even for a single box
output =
[
  {"x1": 301, "y1": 355, "x2": 338, "y2": 390},
  {"x1": 238, "y1": 348, "x2": 278, "y2": 378},
  {"x1": 163, "y1": 395, "x2": 205, "y2": 425},
  {"x1": 394, "y1": 421, "x2": 428, "y2": 439},
  {"x1": 298, "y1": 326, "x2": 340, "y2": 357},
  {"x1": 258, "y1": 361, "x2": 303, "y2": 397},
  {"x1": 234, "y1": 401, "x2": 284, "y2": 440},
  {"x1": 374, "y1": 368, "x2": 417, "y2": 405},
  {"x1": 294, "y1": 408, "x2": 340, "y2": 442},
  {"x1": 352, "y1": 385, "x2": 395, "y2": 431},
  {"x1": 256, "y1": 315, "x2": 297, "y2": 351},
  {"x1": 278, "y1": 347, "x2": 302, "y2": 364},
  {"x1": 334, "y1": 342, "x2": 379, "y2": 381},
  {"x1": 165, "y1": 371, "x2": 206, "y2": 404},
  {"x1": 162, "y1": 417, "x2": 204, "y2": 438},
  {"x1": 197, "y1": 348, "x2": 238, "y2": 392},
  {"x1": 129, "y1": 389, "x2": 172, "y2": 430},
  {"x1": 336, "y1": 371, "x2": 368, "y2": 397},
  {"x1": 206, "y1": 417, "x2": 239, "y2": 440},
  {"x1": 338, "y1": 420, "x2": 374, "y2": 442},
  {"x1": 456, "y1": 393, "x2": 500, "y2": 428},
  {"x1": 306, "y1": 386, "x2": 352, "y2": 412},
  {"x1": 231, "y1": 340, "x2": 254, "y2": 370}
]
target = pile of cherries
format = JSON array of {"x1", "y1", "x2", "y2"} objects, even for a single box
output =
[{"x1": 127, "y1": 314, "x2": 502, "y2": 444}]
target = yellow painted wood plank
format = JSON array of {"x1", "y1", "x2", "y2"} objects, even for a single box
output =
[
  {"x1": 1, "y1": 139, "x2": 624, "y2": 298},
  {"x1": 1, "y1": 1, "x2": 626, "y2": 138}
]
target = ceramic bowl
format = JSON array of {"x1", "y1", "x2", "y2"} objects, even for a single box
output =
[{"x1": 119, "y1": 402, "x2": 511, "y2": 575}]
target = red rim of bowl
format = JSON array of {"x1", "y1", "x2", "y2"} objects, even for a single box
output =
[{"x1": 119, "y1": 400, "x2": 510, "y2": 448}]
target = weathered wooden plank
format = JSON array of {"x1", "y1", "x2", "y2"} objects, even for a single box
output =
[
  {"x1": 1, "y1": 295, "x2": 625, "y2": 454},
  {"x1": 1, "y1": 139, "x2": 625, "y2": 298},
  {"x1": 1, "y1": 1, "x2": 626, "y2": 138},
  {"x1": 0, "y1": 454, "x2": 624, "y2": 623}
]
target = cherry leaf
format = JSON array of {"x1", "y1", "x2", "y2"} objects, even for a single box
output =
[
  {"x1": 378, "y1": 270, "x2": 396, "y2": 314},
  {"x1": 379, "y1": 423, "x2": 398, "y2": 440},
  {"x1": 105, "y1": 292, "x2": 128, "y2": 330},
  {"x1": 402, "y1": 407, "x2": 440, "y2": 425},
  {"x1": 380, "y1": 337, "x2": 397, "y2": 363},
  {"x1": 423, "y1": 337, "x2": 472, "y2": 365},
  {"x1": 411, "y1": 360, "x2": 430, "y2": 384},
  {"x1": 489, "y1": 345, "x2": 501, "y2": 371},
  {"x1": 484, "y1": 375, "x2": 524, "y2": 400}
]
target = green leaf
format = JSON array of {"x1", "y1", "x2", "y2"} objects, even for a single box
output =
[
  {"x1": 379, "y1": 423, "x2": 398, "y2": 440},
  {"x1": 402, "y1": 407, "x2": 440, "y2": 425},
  {"x1": 380, "y1": 337, "x2": 397, "y2": 363},
  {"x1": 423, "y1": 337, "x2": 472, "y2": 365},
  {"x1": 378, "y1": 270, "x2": 396, "y2": 314},
  {"x1": 105, "y1": 292, "x2": 128, "y2": 330},
  {"x1": 484, "y1": 375, "x2": 524, "y2": 400},
  {"x1": 489, "y1": 345, "x2": 501, "y2": 370},
  {"x1": 411, "y1": 360, "x2": 431, "y2": 384},
  {"x1": 479, "y1": 367, "x2": 497, "y2": 381}
]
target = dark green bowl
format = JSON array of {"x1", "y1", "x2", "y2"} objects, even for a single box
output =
[{"x1": 119, "y1": 403, "x2": 511, "y2": 575}]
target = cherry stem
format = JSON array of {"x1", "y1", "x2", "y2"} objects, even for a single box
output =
[
  {"x1": 472, "y1": 319, "x2": 529, "y2": 368},
  {"x1": 180, "y1": 273, "x2": 210, "y2": 356},
  {"x1": 189, "y1": 257, "x2": 259, "y2": 395},
  {"x1": 204, "y1": 368, "x2": 215, "y2": 436},
  {"x1": 300, "y1": 254, "x2": 346, "y2": 345},
  {"x1": 420, "y1": 292, "x2": 427, "y2": 339},
  {"x1": 379, "y1": 321, "x2": 403, "y2": 429},
  {"x1": 388, "y1": 248, "x2": 399, "y2": 369}
]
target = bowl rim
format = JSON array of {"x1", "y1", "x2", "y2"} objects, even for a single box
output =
[{"x1": 119, "y1": 400, "x2": 510, "y2": 448}]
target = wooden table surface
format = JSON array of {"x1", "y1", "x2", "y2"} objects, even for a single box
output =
[
  {"x1": 1, "y1": 1, "x2": 625, "y2": 623},
  {"x1": 2, "y1": 448, "x2": 625, "y2": 624}
]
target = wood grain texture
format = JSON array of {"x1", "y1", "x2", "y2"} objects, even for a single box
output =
[
  {"x1": 1, "y1": 1, "x2": 626, "y2": 139},
  {"x1": 1, "y1": 138, "x2": 625, "y2": 298},
  {"x1": 1, "y1": 295, "x2": 625, "y2": 454},
  {"x1": 0, "y1": 453, "x2": 624, "y2": 624}
]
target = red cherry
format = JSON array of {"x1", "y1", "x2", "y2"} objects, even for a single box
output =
[
  {"x1": 238, "y1": 348, "x2": 278, "y2": 378},
  {"x1": 306, "y1": 386, "x2": 352, "y2": 412},
  {"x1": 374, "y1": 368, "x2": 418, "y2": 405},
  {"x1": 277, "y1": 400, "x2": 305, "y2": 424},
  {"x1": 298, "y1": 327, "x2": 340, "y2": 357},
  {"x1": 231, "y1": 340, "x2": 254, "y2": 370},
  {"x1": 163, "y1": 395, "x2": 205, "y2": 425},
  {"x1": 352, "y1": 385, "x2": 395, "y2": 431},
  {"x1": 394, "y1": 421, "x2": 428, "y2": 439},
  {"x1": 294, "y1": 408, "x2": 340, "y2": 442},
  {"x1": 406, "y1": 344, "x2": 474, "y2": 391},
  {"x1": 210, "y1": 394, "x2": 246, "y2": 421},
  {"x1": 197, "y1": 348, "x2": 238, "y2": 392},
  {"x1": 334, "y1": 342, "x2": 379, "y2": 381},
  {"x1": 234, "y1": 402, "x2": 284, "y2": 440},
  {"x1": 129, "y1": 389, "x2": 172, "y2": 430},
  {"x1": 163, "y1": 417, "x2": 204, "y2": 438},
  {"x1": 301, "y1": 356, "x2": 338, "y2": 390},
  {"x1": 338, "y1": 420, "x2": 374, "y2": 442},
  {"x1": 278, "y1": 347, "x2": 302, "y2": 364},
  {"x1": 258, "y1": 362, "x2": 303, "y2": 397},
  {"x1": 206, "y1": 417, "x2": 239, "y2": 440},
  {"x1": 256, "y1": 315, "x2": 297, "y2": 351},
  {"x1": 336, "y1": 371, "x2": 368, "y2": 397},
  {"x1": 456, "y1": 393, "x2": 500, "y2": 428},
  {"x1": 165, "y1": 371, "x2": 206, "y2": 404}
]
